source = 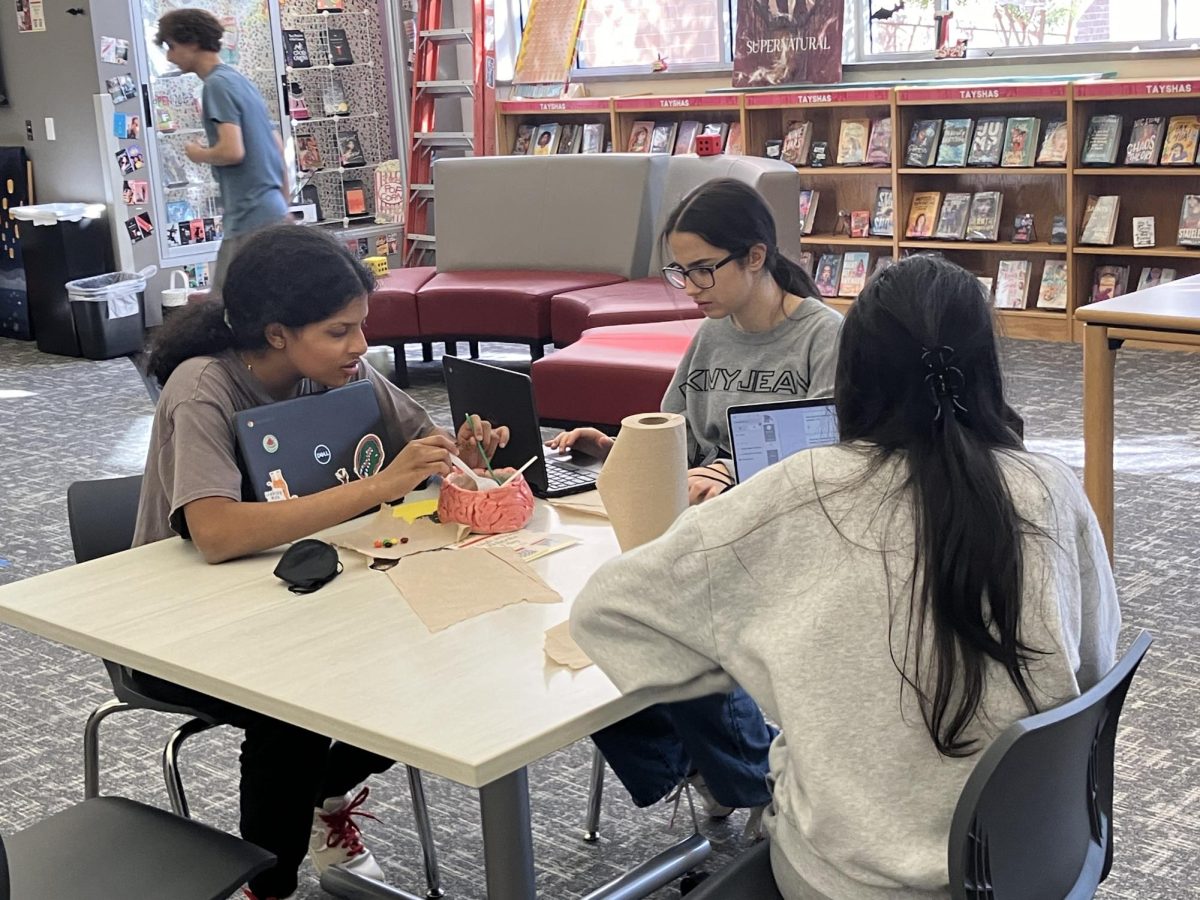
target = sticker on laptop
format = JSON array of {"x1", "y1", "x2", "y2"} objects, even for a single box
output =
[
  {"x1": 313, "y1": 443, "x2": 332, "y2": 465},
  {"x1": 262, "y1": 434, "x2": 279, "y2": 454},
  {"x1": 335, "y1": 467, "x2": 350, "y2": 485},
  {"x1": 354, "y1": 434, "x2": 385, "y2": 479},
  {"x1": 264, "y1": 469, "x2": 295, "y2": 502}
]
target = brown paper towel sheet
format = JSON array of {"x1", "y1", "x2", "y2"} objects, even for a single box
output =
[
  {"x1": 333, "y1": 505, "x2": 466, "y2": 561},
  {"x1": 596, "y1": 412, "x2": 689, "y2": 552},
  {"x1": 388, "y1": 547, "x2": 561, "y2": 632},
  {"x1": 544, "y1": 620, "x2": 593, "y2": 669},
  {"x1": 546, "y1": 489, "x2": 609, "y2": 519}
]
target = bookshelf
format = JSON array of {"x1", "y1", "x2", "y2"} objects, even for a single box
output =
[
  {"x1": 1069, "y1": 78, "x2": 1200, "y2": 338},
  {"x1": 496, "y1": 97, "x2": 614, "y2": 155},
  {"x1": 894, "y1": 83, "x2": 1073, "y2": 342},
  {"x1": 611, "y1": 94, "x2": 743, "y2": 155}
]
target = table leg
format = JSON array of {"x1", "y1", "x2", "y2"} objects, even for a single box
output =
[
  {"x1": 1082, "y1": 323, "x2": 1116, "y2": 561},
  {"x1": 480, "y1": 768, "x2": 536, "y2": 900}
]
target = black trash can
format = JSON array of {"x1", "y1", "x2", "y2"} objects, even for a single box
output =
[{"x1": 65, "y1": 268, "x2": 155, "y2": 360}]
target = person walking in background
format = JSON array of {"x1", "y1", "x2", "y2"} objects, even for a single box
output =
[{"x1": 156, "y1": 9, "x2": 290, "y2": 299}]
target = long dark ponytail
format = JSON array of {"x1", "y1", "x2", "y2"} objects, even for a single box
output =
[
  {"x1": 835, "y1": 255, "x2": 1038, "y2": 757},
  {"x1": 662, "y1": 178, "x2": 821, "y2": 300},
  {"x1": 148, "y1": 224, "x2": 375, "y2": 386}
]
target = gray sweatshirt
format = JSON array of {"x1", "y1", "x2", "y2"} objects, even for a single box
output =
[
  {"x1": 572, "y1": 445, "x2": 1120, "y2": 900},
  {"x1": 661, "y1": 297, "x2": 842, "y2": 473}
]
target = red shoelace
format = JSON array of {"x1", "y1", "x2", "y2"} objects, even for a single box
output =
[{"x1": 318, "y1": 786, "x2": 379, "y2": 856}]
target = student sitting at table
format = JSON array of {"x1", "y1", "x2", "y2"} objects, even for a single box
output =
[
  {"x1": 571, "y1": 255, "x2": 1120, "y2": 899},
  {"x1": 547, "y1": 178, "x2": 842, "y2": 822},
  {"x1": 132, "y1": 224, "x2": 509, "y2": 900}
]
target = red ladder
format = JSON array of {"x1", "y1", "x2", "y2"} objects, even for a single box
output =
[{"x1": 403, "y1": 0, "x2": 495, "y2": 266}]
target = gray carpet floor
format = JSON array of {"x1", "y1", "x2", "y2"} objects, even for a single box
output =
[{"x1": 0, "y1": 334, "x2": 1196, "y2": 899}]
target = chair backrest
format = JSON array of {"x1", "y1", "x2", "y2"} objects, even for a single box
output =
[
  {"x1": 948, "y1": 631, "x2": 1152, "y2": 900},
  {"x1": 66, "y1": 475, "x2": 143, "y2": 564}
]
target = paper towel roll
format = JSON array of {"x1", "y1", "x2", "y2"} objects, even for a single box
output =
[{"x1": 596, "y1": 412, "x2": 689, "y2": 552}]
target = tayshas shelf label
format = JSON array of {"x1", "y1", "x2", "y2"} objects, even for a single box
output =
[
  {"x1": 745, "y1": 88, "x2": 890, "y2": 107},
  {"x1": 1075, "y1": 79, "x2": 1200, "y2": 99},
  {"x1": 498, "y1": 98, "x2": 611, "y2": 113},
  {"x1": 613, "y1": 95, "x2": 740, "y2": 111},
  {"x1": 897, "y1": 84, "x2": 1068, "y2": 103}
]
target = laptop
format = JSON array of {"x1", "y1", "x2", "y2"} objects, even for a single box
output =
[
  {"x1": 441, "y1": 356, "x2": 599, "y2": 498},
  {"x1": 233, "y1": 379, "x2": 388, "y2": 502},
  {"x1": 726, "y1": 397, "x2": 839, "y2": 483}
]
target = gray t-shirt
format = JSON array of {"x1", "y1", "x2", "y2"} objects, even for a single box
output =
[
  {"x1": 661, "y1": 297, "x2": 842, "y2": 473},
  {"x1": 202, "y1": 64, "x2": 288, "y2": 235},
  {"x1": 132, "y1": 350, "x2": 435, "y2": 546}
]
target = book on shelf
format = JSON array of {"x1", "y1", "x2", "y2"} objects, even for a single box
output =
[
  {"x1": 798, "y1": 189, "x2": 819, "y2": 235},
  {"x1": 649, "y1": 122, "x2": 677, "y2": 154},
  {"x1": 849, "y1": 210, "x2": 870, "y2": 238},
  {"x1": 965, "y1": 191, "x2": 1003, "y2": 242},
  {"x1": 673, "y1": 120, "x2": 701, "y2": 155},
  {"x1": 300, "y1": 183, "x2": 324, "y2": 221},
  {"x1": 1124, "y1": 117, "x2": 1166, "y2": 166},
  {"x1": 282, "y1": 29, "x2": 312, "y2": 68},
  {"x1": 1136, "y1": 267, "x2": 1176, "y2": 291},
  {"x1": 765, "y1": 138, "x2": 783, "y2": 159},
  {"x1": 1132, "y1": 216, "x2": 1156, "y2": 248},
  {"x1": 905, "y1": 119, "x2": 941, "y2": 167},
  {"x1": 581, "y1": 123, "x2": 606, "y2": 154},
  {"x1": 165, "y1": 200, "x2": 194, "y2": 224},
  {"x1": 557, "y1": 123, "x2": 583, "y2": 154},
  {"x1": 994, "y1": 260, "x2": 1031, "y2": 309},
  {"x1": 814, "y1": 254, "x2": 842, "y2": 298},
  {"x1": 1036, "y1": 260, "x2": 1069, "y2": 310},
  {"x1": 160, "y1": 146, "x2": 190, "y2": 187},
  {"x1": 906, "y1": 191, "x2": 942, "y2": 238},
  {"x1": 373, "y1": 159, "x2": 404, "y2": 225},
  {"x1": 978, "y1": 276, "x2": 994, "y2": 299},
  {"x1": 836, "y1": 119, "x2": 870, "y2": 166},
  {"x1": 839, "y1": 251, "x2": 870, "y2": 297},
  {"x1": 935, "y1": 118, "x2": 973, "y2": 167},
  {"x1": 288, "y1": 81, "x2": 310, "y2": 120},
  {"x1": 809, "y1": 142, "x2": 829, "y2": 167},
  {"x1": 297, "y1": 134, "x2": 322, "y2": 171},
  {"x1": 933, "y1": 192, "x2": 972, "y2": 240},
  {"x1": 873, "y1": 257, "x2": 894, "y2": 277},
  {"x1": 154, "y1": 94, "x2": 175, "y2": 133},
  {"x1": 1012, "y1": 213, "x2": 1035, "y2": 243},
  {"x1": 531, "y1": 123, "x2": 561, "y2": 155},
  {"x1": 781, "y1": 120, "x2": 812, "y2": 166},
  {"x1": 1051, "y1": 214, "x2": 1068, "y2": 244},
  {"x1": 865, "y1": 117, "x2": 891, "y2": 166},
  {"x1": 1161, "y1": 116, "x2": 1200, "y2": 165},
  {"x1": 798, "y1": 251, "x2": 815, "y2": 274},
  {"x1": 702, "y1": 122, "x2": 730, "y2": 146},
  {"x1": 1177, "y1": 195, "x2": 1200, "y2": 246},
  {"x1": 337, "y1": 128, "x2": 366, "y2": 167},
  {"x1": 1090, "y1": 264, "x2": 1129, "y2": 303},
  {"x1": 870, "y1": 187, "x2": 894, "y2": 237},
  {"x1": 966, "y1": 117, "x2": 1005, "y2": 167},
  {"x1": 317, "y1": 0, "x2": 345, "y2": 10},
  {"x1": 328, "y1": 28, "x2": 354, "y2": 65},
  {"x1": 1079, "y1": 195, "x2": 1120, "y2": 245},
  {"x1": 1036, "y1": 120, "x2": 1069, "y2": 166},
  {"x1": 1080, "y1": 115, "x2": 1123, "y2": 165},
  {"x1": 512, "y1": 124, "x2": 535, "y2": 155},
  {"x1": 726, "y1": 122, "x2": 744, "y2": 155},
  {"x1": 627, "y1": 121, "x2": 654, "y2": 152},
  {"x1": 343, "y1": 179, "x2": 368, "y2": 217},
  {"x1": 1001, "y1": 117, "x2": 1040, "y2": 168},
  {"x1": 323, "y1": 77, "x2": 350, "y2": 117}
]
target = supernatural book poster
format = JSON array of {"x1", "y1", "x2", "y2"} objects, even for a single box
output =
[{"x1": 733, "y1": 0, "x2": 843, "y2": 87}]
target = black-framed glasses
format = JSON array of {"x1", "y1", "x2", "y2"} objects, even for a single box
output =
[{"x1": 661, "y1": 250, "x2": 745, "y2": 290}]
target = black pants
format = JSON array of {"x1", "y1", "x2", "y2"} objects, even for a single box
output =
[{"x1": 133, "y1": 671, "x2": 393, "y2": 898}]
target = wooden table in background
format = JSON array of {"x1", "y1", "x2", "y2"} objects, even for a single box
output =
[{"x1": 1074, "y1": 276, "x2": 1200, "y2": 558}]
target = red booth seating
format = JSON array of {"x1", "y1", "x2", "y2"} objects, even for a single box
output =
[
  {"x1": 549, "y1": 277, "x2": 703, "y2": 348},
  {"x1": 362, "y1": 266, "x2": 435, "y2": 386},
  {"x1": 531, "y1": 319, "x2": 702, "y2": 428},
  {"x1": 416, "y1": 270, "x2": 627, "y2": 358}
]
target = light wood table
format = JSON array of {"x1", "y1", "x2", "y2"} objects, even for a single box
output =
[
  {"x1": 0, "y1": 495, "x2": 677, "y2": 899},
  {"x1": 1074, "y1": 275, "x2": 1200, "y2": 558}
]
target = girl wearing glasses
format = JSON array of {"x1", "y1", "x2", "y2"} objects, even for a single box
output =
[
  {"x1": 547, "y1": 178, "x2": 842, "y2": 826},
  {"x1": 548, "y1": 177, "x2": 843, "y2": 505}
]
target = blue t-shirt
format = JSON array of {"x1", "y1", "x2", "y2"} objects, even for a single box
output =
[{"x1": 201, "y1": 64, "x2": 288, "y2": 236}]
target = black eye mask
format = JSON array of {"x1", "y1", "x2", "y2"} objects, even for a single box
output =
[{"x1": 274, "y1": 539, "x2": 343, "y2": 595}]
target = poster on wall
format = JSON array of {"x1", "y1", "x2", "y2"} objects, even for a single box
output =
[
  {"x1": 733, "y1": 0, "x2": 843, "y2": 88},
  {"x1": 15, "y1": 0, "x2": 45, "y2": 32}
]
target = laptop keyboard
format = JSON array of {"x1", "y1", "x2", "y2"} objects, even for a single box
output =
[{"x1": 546, "y1": 462, "x2": 597, "y2": 491}]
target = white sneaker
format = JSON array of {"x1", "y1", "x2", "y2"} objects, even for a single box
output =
[
  {"x1": 309, "y1": 787, "x2": 385, "y2": 881},
  {"x1": 686, "y1": 772, "x2": 734, "y2": 819}
]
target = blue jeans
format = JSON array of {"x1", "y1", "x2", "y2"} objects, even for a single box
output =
[{"x1": 592, "y1": 688, "x2": 776, "y2": 809}]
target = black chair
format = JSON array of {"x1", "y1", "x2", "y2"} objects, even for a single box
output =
[
  {"x1": 686, "y1": 631, "x2": 1152, "y2": 900},
  {"x1": 68, "y1": 475, "x2": 445, "y2": 898},
  {"x1": 0, "y1": 795, "x2": 274, "y2": 899}
]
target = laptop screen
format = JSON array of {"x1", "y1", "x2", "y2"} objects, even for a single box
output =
[{"x1": 727, "y1": 398, "x2": 839, "y2": 483}]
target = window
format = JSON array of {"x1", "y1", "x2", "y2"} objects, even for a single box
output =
[{"x1": 575, "y1": 0, "x2": 732, "y2": 69}]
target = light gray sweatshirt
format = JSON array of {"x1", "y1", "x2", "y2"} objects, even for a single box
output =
[
  {"x1": 572, "y1": 444, "x2": 1120, "y2": 900},
  {"x1": 661, "y1": 297, "x2": 842, "y2": 473}
]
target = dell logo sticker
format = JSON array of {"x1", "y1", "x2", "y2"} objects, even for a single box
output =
[{"x1": 313, "y1": 444, "x2": 332, "y2": 465}]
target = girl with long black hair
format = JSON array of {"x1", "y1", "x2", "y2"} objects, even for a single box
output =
[{"x1": 572, "y1": 255, "x2": 1119, "y2": 898}]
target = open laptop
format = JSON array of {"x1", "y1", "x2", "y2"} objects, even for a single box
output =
[
  {"x1": 727, "y1": 397, "x2": 839, "y2": 484},
  {"x1": 441, "y1": 356, "x2": 599, "y2": 498},
  {"x1": 233, "y1": 379, "x2": 388, "y2": 502}
]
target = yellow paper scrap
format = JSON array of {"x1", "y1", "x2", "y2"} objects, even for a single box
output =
[
  {"x1": 544, "y1": 620, "x2": 593, "y2": 669},
  {"x1": 392, "y1": 499, "x2": 439, "y2": 522}
]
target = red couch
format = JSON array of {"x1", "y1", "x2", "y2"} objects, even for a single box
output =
[{"x1": 549, "y1": 277, "x2": 702, "y2": 348}]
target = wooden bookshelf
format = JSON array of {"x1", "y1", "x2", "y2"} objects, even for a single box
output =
[
  {"x1": 611, "y1": 94, "x2": 742, "y2": 156},
  {"x1": 495, "y1": 97, "x2": 615, "y2": 155},
  {"x1": 894, "y1": 83, "x2": 1073, "y2": 342},
  {"x1": 1069, "y1": 78, "x2": 1200, "y2": 337}
]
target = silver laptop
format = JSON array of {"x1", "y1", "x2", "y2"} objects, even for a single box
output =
[{"x1": 726, "y1": 398, "x2": 839, "y2": 483}]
